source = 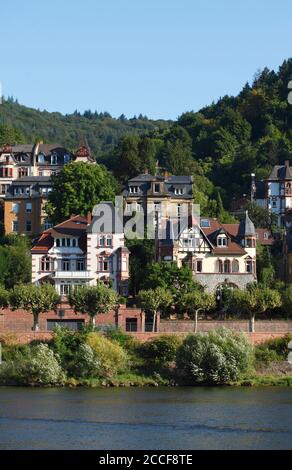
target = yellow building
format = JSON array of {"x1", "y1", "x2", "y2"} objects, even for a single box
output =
[{"x1": 4, "y1": 177, "x2": 52, "y2": 236}]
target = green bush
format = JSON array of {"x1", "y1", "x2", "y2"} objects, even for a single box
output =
[
  {"x1": 0, "y1": 344, "x2": 65, "y2": 386},
  {"x1": 86, "y1": 332, "x2": 128, "y2": 377},
  {"x1": 105, "y1": 327, "x2": 136, "y2": 350},
  {"x1": 69, "y1": 343, "x2": 101, "y2": 378},
  {"x1": 176, "y1": 328, "x2": 254, "y2": 384},
  {"x1": 51, "y1": 326, "x2": 85, "y2": 368},
  {"x1": 254, "y1": 334, "x2": 292, "y2": 366},
  {"x1": 140, "y1": 335, "x2": 182, "y2": 366}
]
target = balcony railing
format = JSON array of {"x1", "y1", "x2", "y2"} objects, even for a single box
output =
[{"x1": 53, "y1": 271, "x2": 94, "y2": 279}]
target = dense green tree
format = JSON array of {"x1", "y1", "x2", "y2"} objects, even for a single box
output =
[
  {"x1": 10, "y1": 283, "x2": 60, "y2": 331},
  {"x1": 46, "y1": 162, "x2": 119, "y2": 223},
  {"x1": 0, "y1": 123, "x2": 25, "y2": 146},
  {"x1": 0, "y1": 235, "x2": 31, "y2": 289}
]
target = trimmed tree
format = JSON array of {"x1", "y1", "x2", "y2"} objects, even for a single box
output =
[
  {"x1": 178, "y1": 291, "x2": 216, "y2": 333},
  {"x1": 137, "y1": 287, "x2": 173, "y2": 332},
  {"x1": 68, "y1": 284, "x2": 119, "y2": 327},
  {"x1": 228, "y1": 286, "x2": 282, "y2": 332},
  {"x1": 10, "y1": 283, "x2": 60, "y2": 331}
]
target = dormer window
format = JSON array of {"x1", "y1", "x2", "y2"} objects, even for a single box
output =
[
  {"x1": 129, "y1": 186, "x2": 138, "y2": 194},
  {"x1": 51, "y1": 153, "x2": 58, "y2": 165},
  {"x1": 37, "y1": 153, "x2": 45, "y2": 164},
  {"x1": 154, "y1": 183, "x2": 160, "y2": 193},
  {"x1": 217, "y1": 235, "x2": 227, "y2": 247},
  {"x1": 64, "y1": 154, "x2": 71, "y2": 164},
  {"x1": 174, "y1": 187, "x2": 183, "y2": 195}
]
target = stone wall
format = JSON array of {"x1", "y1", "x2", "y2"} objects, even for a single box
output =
[
  {"x1": 160, "y1": 319, "x2": 292, "y2": 333},
  {"x1": 195, "y1": 273, "x2": 255, "y2": 292}
]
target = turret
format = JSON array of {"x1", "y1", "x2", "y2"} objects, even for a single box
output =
[{"x1": 238, "y1": 211, "x2": 256, "y2": 252}]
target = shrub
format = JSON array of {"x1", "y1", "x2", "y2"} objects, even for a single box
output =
[
  {"x1": 69, "y1": 343, "x2": 101, "y2": 378},
  {"x1": 0, "y1": 344, "x2": 65, "y2": 386},
  {"x1": 140, "y1": 335, "x2": 182, "y2": 366},
  {"x1": 51, "y1": 326, "x2": 84, "y2": 367},
  {"x1": 254, "y1": 334, "x2": 292, "y2": 366},
  {"x1": 86, "y1": 332, "x2": 128, "y2": 377},
  {"x1": 176, "y1": 328, "x2": 254, "y2": 384},
  {"x1": 105, "y1": 327, "x2": 136, "y2": 350}
]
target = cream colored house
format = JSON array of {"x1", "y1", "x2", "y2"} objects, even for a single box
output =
[
  {"x1": 31, "y1": 204, "x2": 130, "y2": 296},
  {"x1": 158, "y1": 212, "x2": 257, "y2": 292}
]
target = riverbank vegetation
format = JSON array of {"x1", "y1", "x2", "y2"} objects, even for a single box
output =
[{"x1": 0, "y1": 328, "x2": 291, "y2": 388}]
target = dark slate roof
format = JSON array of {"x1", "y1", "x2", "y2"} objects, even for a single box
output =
[
  {"x1": 128, "y1": 174, "x2": 161, "y2": 182},
  {"x1": 166, "y1": 176, "x2": 193, "y2": 184},
  {"x1": 268, "y1": 163, "x2": 292, "y2": 181},
  {"x1": 238, "y1": 211, "x2": 256, "y2": 237}
]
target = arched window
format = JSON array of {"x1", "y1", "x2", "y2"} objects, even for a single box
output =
[
  {"x1": 106, "y1": 236, "x2": 112, "y2": 247},
  {"x1": 56, "y1": 239, "x2": 60, "y2": 247},
  {"x1": 99, "y1": 236, "x2": 105, "y2": 247},
  {"x1": 232, "y1": 259, "x2": 239, "y2": 273},
  {"x1": 218, "y1": 260, "x2": 223, "y2": 273},
  {"x1": 72, "y1": 239, "x2": 76, "y2": 247},
  {"x1": 224, "y1": 260, "x2": 230, "y2": 273},
  {"x1": 66, "y1": 238, "x2": 71, "y2": 247}
]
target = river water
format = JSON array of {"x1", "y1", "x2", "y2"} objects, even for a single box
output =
[{"x1": 0, "y1": 387, "x2": 291, "y2": 450}]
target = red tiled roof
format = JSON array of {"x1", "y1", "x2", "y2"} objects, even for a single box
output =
[
  {"x1": 31, "y1": 215, "x2": 88, "y2": 254},
  {"x1": 201, "y1": 219, "x2": 246, "y2": 255}
]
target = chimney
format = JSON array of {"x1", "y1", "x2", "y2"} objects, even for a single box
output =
[
  {"x1": 163, "y1": 169, "x2": 169, "y2": 179},
  {"x1": 87, "y1": 211, "x2": 92, "y2": 225},
  {"x1": 143, "y1": 168, "x2": 149, "y2": 175}
]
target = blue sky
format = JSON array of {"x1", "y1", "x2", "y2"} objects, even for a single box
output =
[{"x1": 1, "y1": 0, "x2": 292, "y2": 119}]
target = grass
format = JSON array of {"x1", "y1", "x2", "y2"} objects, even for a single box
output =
[{"x1": 233, "y1": 375, "x2": 292, "y2": 387}]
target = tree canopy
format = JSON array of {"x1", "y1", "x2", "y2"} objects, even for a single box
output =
[{"x1": 46, "y1": 162, "x2": 119, "y2": 223}]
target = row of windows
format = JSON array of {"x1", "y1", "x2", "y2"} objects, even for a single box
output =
[
  {"x1": 98, "y1": 236, "x2": 113, "y2": 247},
  {"x1": 59, "y1": 281, "x2": 86, "y2": 295},
  {"x1": 12, "y1": 220, "x2": 32, "y2": 232},
  {"x1": 12, "y1": 202, "x2": 32, "y2": 213},
  {"x1": 36, "y1": 153, "x2": 71, "y2": 165},
  {"x1": 128, "y1": 184, "x2": 185, "y2": 196},
  {"x1": 40, "y1": 258, "x2": 85, "y2": 272},
  {"x1": 188, "y1": 259, "x2": 255, "y2": 274},
  {"x1": 55, "y1": 238, "x2": 78, "y2": 248}
]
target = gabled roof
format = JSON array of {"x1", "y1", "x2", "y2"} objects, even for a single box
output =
[
  {"x1": 31, "y1": 216, "x2": 88, "y2": 254},
  {"x1": 200, "y1": 218, "x2": 247, "y2": 255},
  {"x1": 268, "y1": 163, "x2": 292, "y2": 181}
]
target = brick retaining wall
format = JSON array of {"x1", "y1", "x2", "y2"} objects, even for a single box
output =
[{"x1": 159, "y1": 320, "x2": 292, "y2": 334}]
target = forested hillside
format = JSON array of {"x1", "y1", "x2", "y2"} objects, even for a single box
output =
[
  {"x1": 1, "y1": 59, "x2": 292, "y2": 216},
  {"x1": 104, "y1": 59, "x2": 292, "y2": 214},
  {"x1": 0, "y1": 99, "x2": 171, "y2": 156}
]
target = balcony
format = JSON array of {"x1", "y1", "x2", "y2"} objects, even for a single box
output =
[{"x1": 53, "y1": 271, "x2": 94, "y2": 279}]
